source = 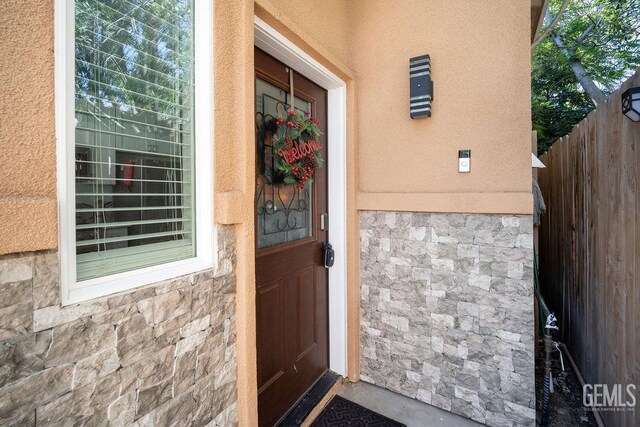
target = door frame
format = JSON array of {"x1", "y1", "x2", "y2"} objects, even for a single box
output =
[{"x1": 254, "y1": 16, "x2": 348, "y2": 377}]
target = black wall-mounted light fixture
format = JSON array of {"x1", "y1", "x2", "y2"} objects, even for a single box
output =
[
  {"x1": 410, "y1": 54, "x2": 433, "y2": 119},
  {"x1": 621, "y1": 86, "x2": 640, "y2": 122}
]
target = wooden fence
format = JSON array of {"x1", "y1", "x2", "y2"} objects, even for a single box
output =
[{"x1": 537, "y1": 69, "x2": 639, "y2": 427}]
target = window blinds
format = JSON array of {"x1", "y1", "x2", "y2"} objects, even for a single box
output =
[{"x1": 74, "y1": 0, "x2": 196, "y2": 281}]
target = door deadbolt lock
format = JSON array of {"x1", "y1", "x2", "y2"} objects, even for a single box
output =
[{"x1": 322, "y1": 243, "x2": 335, "y2": 268}]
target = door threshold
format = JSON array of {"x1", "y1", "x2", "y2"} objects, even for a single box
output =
[{"x1": 276, "y1": 371, "x2": 343, "y2": 426}]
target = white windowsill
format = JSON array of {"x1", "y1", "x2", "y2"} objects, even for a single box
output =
[{"x1": 64, "y1": 256, "x2": 213, "y2": 305}]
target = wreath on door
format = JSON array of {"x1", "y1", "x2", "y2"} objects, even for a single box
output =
[{"x1": 272, "y1": 109, "x2": 324, "y2": 190}]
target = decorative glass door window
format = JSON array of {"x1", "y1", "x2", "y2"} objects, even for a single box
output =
[
  {"x1": 74, "y1": 0, "x2": 196, "y2": 280},
  {"x1": 255, "y1": 78, "x2": 313, "y2": 249}
]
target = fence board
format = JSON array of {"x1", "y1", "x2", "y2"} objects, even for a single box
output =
[{"x1": 538, "y1": 69, "x2": 640, "y2": 427}]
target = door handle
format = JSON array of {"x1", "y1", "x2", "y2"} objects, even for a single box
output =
[{"x1": 322, "y1": 243, "x2": 335, "y2": 268}]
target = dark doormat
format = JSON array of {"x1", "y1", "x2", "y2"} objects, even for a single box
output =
[{"x1": 311, "y1": 396, "x2": 406, "y2": 427}]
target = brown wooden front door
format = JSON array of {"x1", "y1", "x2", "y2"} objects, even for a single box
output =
[{"x1": 254, "y1": 48, "x2": 329, "y2": 427}]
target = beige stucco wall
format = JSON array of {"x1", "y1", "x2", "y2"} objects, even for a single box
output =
[
  {"x1": 351, "y1": 0, "x2": 533, "y2": 214},
  {"x1": 0, "y1": 1, "x2": 533, "y2": 426},
  {"x1": 256, "y1": 0, "x2": 352, "y2": 73},
  {"x1": 0, "y1": 0, "x2": 58, "y2": 254}
]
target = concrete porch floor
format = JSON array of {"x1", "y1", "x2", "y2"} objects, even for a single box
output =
[{"x1": 338, "y1": 381, "x2": 483, "y2": 427}]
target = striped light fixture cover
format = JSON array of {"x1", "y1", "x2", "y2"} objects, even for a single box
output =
[{"x1": 409, "y1": 54, "x2": 433, "y2": 119}]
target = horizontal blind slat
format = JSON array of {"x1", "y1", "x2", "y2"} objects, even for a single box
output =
[
  {"x1": 76, "y1": 177, "x2": 190, "y2": 185},
  {"x1": 75, "y1": 143, "x2": 189, "y2": 159},
  {"x1": 76, "y1": 78, "x2": 193, "y2": 111},
  {"x1": 76, "y1": 61, "x2": 188, "y2": 97},
  {"x1": 75, "y1": 159, "x2": 189, "y2": 172},
  {"x1": 77, "y1": 217, "x2": 190, "y2": 230},
  {"x1": 77, "y1": 241, "x2": 193, "y2": 266},
  {"x1": 76, "y1": 27, "x2": 191, "y2": 67},
  {"x1": 76, "y1": 230, "x2": 192, "y2": 247},
  {"x1": 86, "y1": 0, "x2": 184, "y2": 32},
  {"x1": 77, "y1": 205, "x2": 190, "y2": 213},
  {"x1": 77, "y1": 241, "x2": 195, "y2": 280},
  {"x1": 79, "y1": 1, "x2": 190, "y2": 46},
  {"x1": 75, "y1": 126, "x2": 189, "y2": 147},
  {"x1": 75, "y1": 43, "x2": 191, "y2": 85},
  {"x1": 76, "y1": 94, "x2": 190, "y2": 122},
  {"x1": 76, "y1": 192, "x2": 191, "y2": 197},
  {"x1": 75, "y1": 111, "x2": 191, "y2": 135}
]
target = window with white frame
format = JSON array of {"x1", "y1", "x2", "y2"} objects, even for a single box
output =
[{"x1": 57, "y1": 0, "x2": 213, "y2": 304}]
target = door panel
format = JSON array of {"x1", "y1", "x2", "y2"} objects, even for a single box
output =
[
  {"x1": 255, "y1": 47, "x2": 329, "y2": 427},
  {"x1": 296, "y1": 266, "x2": 317, "y2": 359},
  {"x1": 257, "y1": 278, "x2": 285, "y2": 390}
]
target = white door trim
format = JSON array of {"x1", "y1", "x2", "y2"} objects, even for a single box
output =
[{"x1": 254, "y1": 16, "x2": 348, "y2": 377}]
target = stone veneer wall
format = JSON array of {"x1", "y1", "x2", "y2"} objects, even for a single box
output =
[
  {"x1": 360, "y1": 212, "x2": 535, "y2": 427},
  {"x1": 0, "y1": 226, "x2": 237, "y2": 426}
]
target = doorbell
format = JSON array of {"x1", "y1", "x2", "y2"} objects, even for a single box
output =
[{"x1": 458, "y1": 150, "x2": 471, "y2": 173}]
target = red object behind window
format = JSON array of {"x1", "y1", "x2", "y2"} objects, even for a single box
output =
[{"x1": 123, "y1": 160, "x2": 134, "y2": 188}]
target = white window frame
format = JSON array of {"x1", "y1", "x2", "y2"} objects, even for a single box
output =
[{"x1": 55, "y1": 0, "x2": 215, "y2": 305}]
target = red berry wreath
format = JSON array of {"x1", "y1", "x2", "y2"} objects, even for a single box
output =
[{"x1": 272, "y1": 109, "x2": 324, "y2": 190}]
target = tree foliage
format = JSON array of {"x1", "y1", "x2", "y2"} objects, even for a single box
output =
[
  {"x1": 533, "y1": 0, "x2": 640, "y2": 153},
  {"x1": 75, "y1": 0, "x2": 194, "y2": 133}
]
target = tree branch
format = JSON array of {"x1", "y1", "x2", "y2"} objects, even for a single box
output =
[
  {"x1": 550, "y1": 31, "x2": 607, "y2": 105},
  {"x1": 574, "y1": 17, "x2": 601, "y2": 47},
  {"x1": 532, "y1": 0, "x2": 571, "y2": 50}
]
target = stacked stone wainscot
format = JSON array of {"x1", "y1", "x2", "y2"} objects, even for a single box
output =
[
  {"x1": 0, "y1": 226, "x2": 237, "y2": 426},
  {"x1": 360, "y1": 212, "x2": 535, "y2": 427}
]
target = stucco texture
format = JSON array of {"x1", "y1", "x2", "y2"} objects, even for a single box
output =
[
  {"x1": 350, "y1": 0, "x2": 533, "y2": 214},
  {"x1": 0, "y1": 0, "x2": 57, "y2": 255}
]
